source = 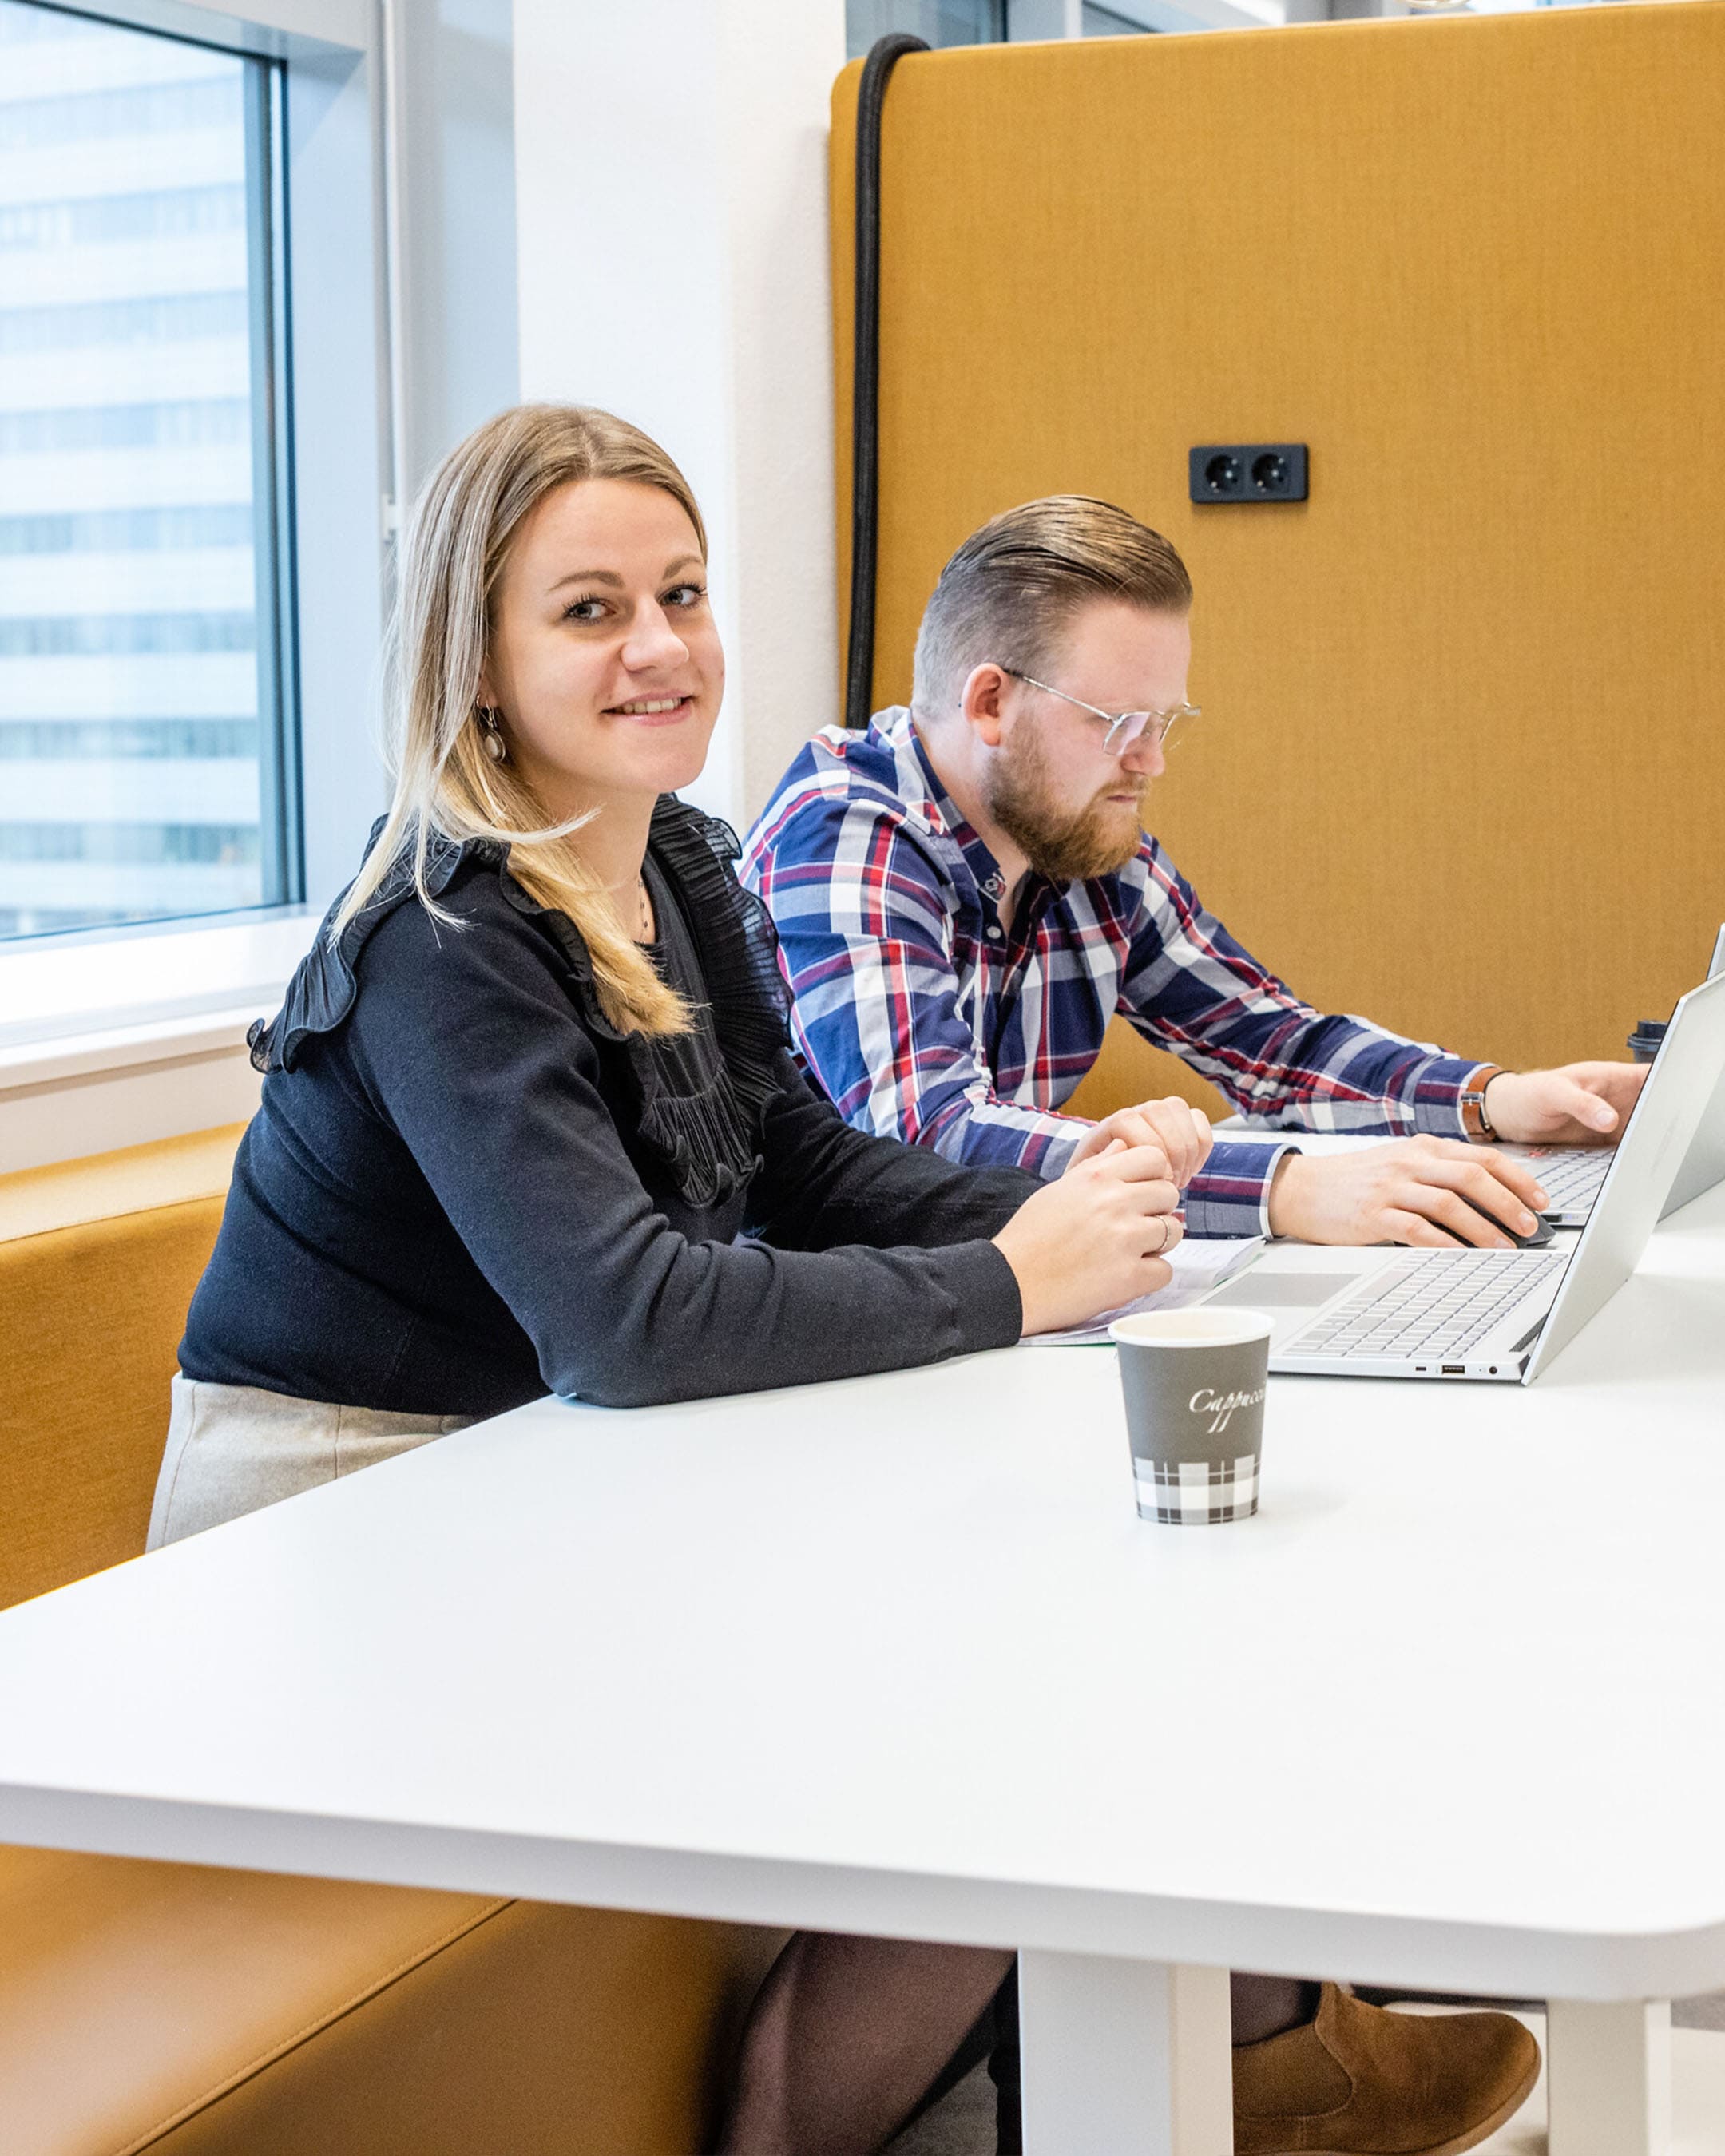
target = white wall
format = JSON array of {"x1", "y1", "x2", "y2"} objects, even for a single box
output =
[
  {"x1": 387, "y1": 0, "x2": 518, "y2": 499},
  {"x1": 512, "y1": 0, "x2": 847, "y2": 831}
]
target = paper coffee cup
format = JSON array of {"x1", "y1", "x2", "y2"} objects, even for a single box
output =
[{"x1": 1108, "y1": 1307, "x2": 1273, "y2": 1525}]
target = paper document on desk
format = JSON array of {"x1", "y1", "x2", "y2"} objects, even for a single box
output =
[{"x1": 1028, "y1": 1236, "x2": 1265, "y2": 1346}]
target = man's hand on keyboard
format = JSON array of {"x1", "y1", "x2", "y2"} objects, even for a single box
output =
[
  {"x1": 1266, "y1": 1136, "x2": 1549, "y2": 1249},
  {"x1": 1481, "y1": 1062, "x2": 1650, "y2": 1146}
]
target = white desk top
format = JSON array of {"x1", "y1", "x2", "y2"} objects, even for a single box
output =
[{"x1": 2, "y1": 1187, "x2": 1723, "y2": 2003}]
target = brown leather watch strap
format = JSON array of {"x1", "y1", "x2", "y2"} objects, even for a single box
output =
[{"x1": 1458, "y1": 1064, "x2": 1508, "y2": 1142}]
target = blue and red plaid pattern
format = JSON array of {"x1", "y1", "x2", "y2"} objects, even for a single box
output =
[{"x1": 740, "y1": 709, "x2": 1488, "y2": 1237}]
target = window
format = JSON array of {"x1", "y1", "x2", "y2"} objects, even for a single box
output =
[
  {"x1": 847, "y1": 1, "x2": 1008, "y2": 57},
  {"x1": 0, "y1": 0, "x2": 298, "y2": 943},
  {"x1": 846, "y1": 0, "x2": 1226, "y2": 55}
]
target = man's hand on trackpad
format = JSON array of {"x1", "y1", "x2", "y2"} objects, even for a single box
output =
[{"x1": 1266, "y1": 1136, "x2": 1549, "y2": 1250}]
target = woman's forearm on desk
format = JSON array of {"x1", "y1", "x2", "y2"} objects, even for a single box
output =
[{"x1": 348, "y1": 910, "x2": 1021, "y2": 1408}]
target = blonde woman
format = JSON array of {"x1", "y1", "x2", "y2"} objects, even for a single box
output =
[{"x1": 148, "y1": 404, "x2": 1188, "y2": 2152}]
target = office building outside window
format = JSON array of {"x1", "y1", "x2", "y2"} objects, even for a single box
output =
[{"x1": 0, "y1": 0, "x2": 297, "y2": 943}]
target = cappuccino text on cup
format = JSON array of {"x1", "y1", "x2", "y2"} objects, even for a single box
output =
[{"x1": 1108, "y1": 1307, "x2": 1273, "y2": 1526}]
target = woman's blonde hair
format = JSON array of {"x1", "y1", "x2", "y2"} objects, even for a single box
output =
[{"x1": 331, "y1": 402, "x2": 708, "y2": 1036}]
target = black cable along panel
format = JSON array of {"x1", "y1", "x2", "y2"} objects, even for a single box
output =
[{"x1": 845, "y1": 34, "x2": 928, "y2": 732}]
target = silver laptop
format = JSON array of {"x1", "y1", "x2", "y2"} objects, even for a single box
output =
[
  {"x1": 1198, "y1": 969, "x2": 1725, "y2": 1385},
  {"x1": 1502, "y1": 922, "x2": 1725, "y2": 1226}
]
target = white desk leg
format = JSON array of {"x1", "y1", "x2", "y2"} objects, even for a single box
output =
[
  {"x1": 1545, "y1": 1999, "x2": 1671, "y2": 2156},
  {"x1": 1017, "y1": 1952, "x2": 1231, "y2": 2154}
]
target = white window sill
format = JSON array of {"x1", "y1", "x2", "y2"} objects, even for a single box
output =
[{"x1": 0, "y1": 910, "x2": 317, "y2": 1091}]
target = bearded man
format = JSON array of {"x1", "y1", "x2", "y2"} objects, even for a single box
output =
[{"x1": 741, "y1": 494, "x2": 1645, "y2": 1248}]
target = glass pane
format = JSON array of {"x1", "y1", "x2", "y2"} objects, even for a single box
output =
[
  {"x1": 0, "y1": 1, "x2": 295, "y2": 941},
  {"x1": 847, "y1": 0, "x2": 1008, "y2": 58},
  {"x1": 1465, "y1": 0, "x2": 1626, "y2": 12}
]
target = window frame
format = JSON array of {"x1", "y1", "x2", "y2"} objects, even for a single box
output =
[{"x1": 244, "y1": 44, "x2": 303, "y2": 916}]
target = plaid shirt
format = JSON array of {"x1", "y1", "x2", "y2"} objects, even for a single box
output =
[{"x1": 740, "y1": 709, "x2": 1489, "y2": 1237}]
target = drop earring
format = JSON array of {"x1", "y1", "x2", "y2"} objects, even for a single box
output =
[{"x1": 475, "y1": 705, "x2": 509, "y2": 763}]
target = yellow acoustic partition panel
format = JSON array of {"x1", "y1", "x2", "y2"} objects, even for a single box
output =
[{"x1": 832, "y1": 7, "x2": 1725, "y2": 1096}]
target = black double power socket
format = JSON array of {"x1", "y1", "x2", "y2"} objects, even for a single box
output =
[{"x1": 1188, "y1": 443, "x2": 1309, "y2": 505}]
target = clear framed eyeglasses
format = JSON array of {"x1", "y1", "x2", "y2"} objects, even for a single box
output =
[{"x1": 1001, "y1": 668, "x2": 1201, "y2": 758}]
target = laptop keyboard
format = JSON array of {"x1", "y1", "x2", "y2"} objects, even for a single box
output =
[
  {"x1": 1518, "y1": 1147, "x2": 1609, "y2": 1211},
  {"x1": 1283, "y1": 1248, "x2": 1567, "y2": 1362}
]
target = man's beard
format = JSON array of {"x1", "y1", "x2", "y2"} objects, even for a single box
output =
[{"x1": 985, "y1": 728, "x2": 1149, "y2": 884}]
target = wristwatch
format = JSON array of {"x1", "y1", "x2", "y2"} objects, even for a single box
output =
[{"x1": 1458, "y1": 1064, "x2": 1508, "y2": 1143}]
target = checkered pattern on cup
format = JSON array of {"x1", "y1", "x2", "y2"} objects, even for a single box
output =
[{"x1": 1134, "y1": 1454, "x2": 1259, "y2": 1526}]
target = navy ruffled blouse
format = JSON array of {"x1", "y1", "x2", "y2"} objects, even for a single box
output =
[{"x1": 178, "y1": 798, "x2": 1031, "y2": 1417}]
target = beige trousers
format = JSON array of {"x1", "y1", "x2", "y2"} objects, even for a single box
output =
[{"x1": 148, "y1": 1374, "x2": 474, "y2": 1550}]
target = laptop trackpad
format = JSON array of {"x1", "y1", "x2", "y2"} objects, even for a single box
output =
[{"x1": 1207, "y1": 1273, "x2": 1361, "y2": 1312}]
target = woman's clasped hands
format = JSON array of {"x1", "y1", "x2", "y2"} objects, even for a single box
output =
[{"x1": 992, "y1": 1094, "x2": 1208, "y2": 1335}]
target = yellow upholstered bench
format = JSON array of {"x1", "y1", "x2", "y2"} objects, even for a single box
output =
[
  {"x1": 0, "y1": 1128, "x2": 771, "y2": 2153},
  {"x1": 0, "y1": 1846, "x2": 761, "y2": 2155},
  {"x1": 0, "y1": 1124, "x2": 243, "y2": 1614}
]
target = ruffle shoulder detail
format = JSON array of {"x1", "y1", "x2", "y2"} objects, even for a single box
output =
[{"x1": 248, "y1": 820, "x2": 478, "y2": 1076}]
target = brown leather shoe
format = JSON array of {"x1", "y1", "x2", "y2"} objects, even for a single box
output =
[{"x1": 1232, "y1": 1984, "x2": 1540, "y2": 2155}]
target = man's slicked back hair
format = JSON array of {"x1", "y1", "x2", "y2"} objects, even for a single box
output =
[{"x1": 910, "y1": 495, "x2": 1192, "y2": 717}]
